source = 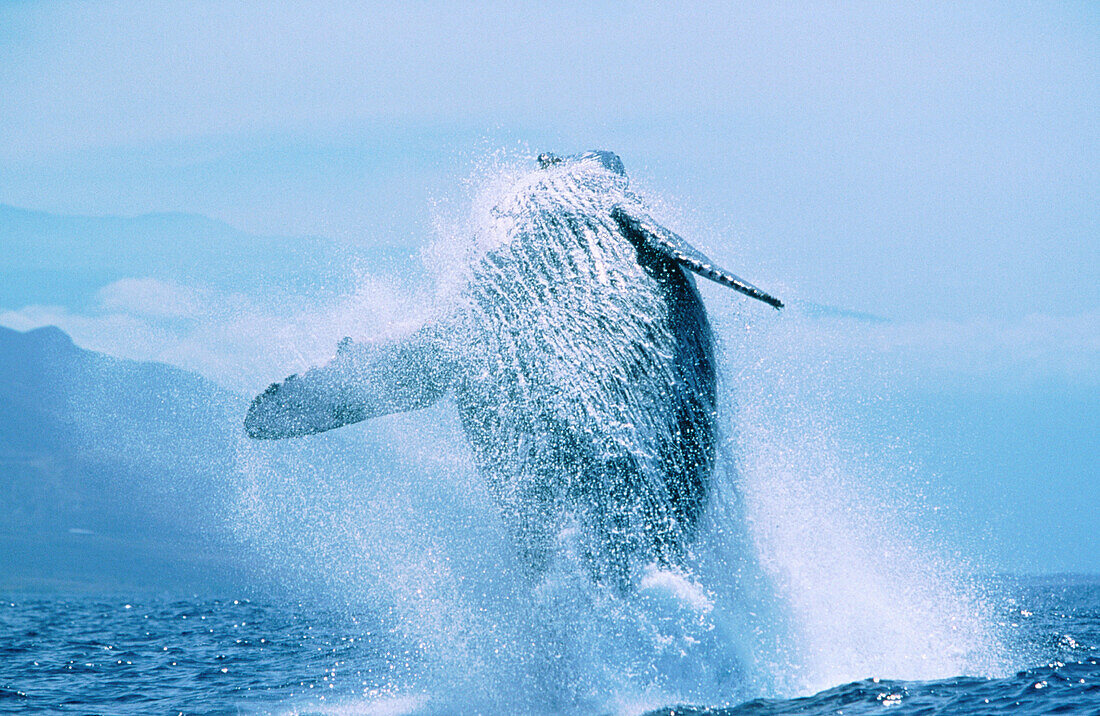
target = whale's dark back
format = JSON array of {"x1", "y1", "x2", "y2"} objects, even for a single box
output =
[{"x1": 450, "y1": 158, "x2": 717, "y2": 580}]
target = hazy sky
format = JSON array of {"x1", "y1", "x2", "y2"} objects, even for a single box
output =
[
  {"x1": 1, "y1": 1, "x2": 1096, "y2": 321},
  {"x1": 1, "y1": 2, "x2": 1097, "y2": 572}
]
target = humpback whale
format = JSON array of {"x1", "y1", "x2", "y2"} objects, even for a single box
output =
[{"x1": 245, "y1": 151, "x2": 782, "y2": 584}]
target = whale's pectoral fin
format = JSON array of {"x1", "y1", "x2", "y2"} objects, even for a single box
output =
[
  {"x1": 245, "y1": 324, "x2": 454, "y2": 439},
  {"x1": 611, "y1": 205, "x2": 784, "y2": 309}
]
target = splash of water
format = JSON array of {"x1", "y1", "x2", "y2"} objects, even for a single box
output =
[
  {"x1": 230, "y1": 153, "x2": 1012, "y2": 714},
  {"x1": 718, "y1": 305, "x2": 1009, "y2": 695}
]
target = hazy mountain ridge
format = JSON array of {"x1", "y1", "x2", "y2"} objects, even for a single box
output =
[
  {"x1": 0, "y1": 323, "x2": 437, "y2": 595},
  {"x1": 0, "y1": 324, "x2": 248, "y2": 592},
  {"x1": 0, "y1": 203, "x2": 356, "y2": 310}
]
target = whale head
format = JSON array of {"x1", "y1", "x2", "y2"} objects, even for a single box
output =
[
  {"x1": 532, "y1": 149, "x2": 783, "y2": 309},
  {"x1": 538, "y1": 150, "x2": 626, "y2": 176}
]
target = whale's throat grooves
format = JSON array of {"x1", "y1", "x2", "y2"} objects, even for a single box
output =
[{"x1": 453, "y1": 166, "x2": 717, "y2": 579}]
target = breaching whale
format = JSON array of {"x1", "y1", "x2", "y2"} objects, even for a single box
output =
[{"x1": 245, "y1": 151, "x2": 782, "y2": 584}]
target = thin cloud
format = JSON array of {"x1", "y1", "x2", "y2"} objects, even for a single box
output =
[
  {"x1": 3, "y1": 279, "x2": 1097, "y2": 394},
  {"x1": 717, "y1": 301, "x2": 1100, "y2": 392},
  {"x1": 0, "y1": 277, "x2": 429, "y2": 392}
]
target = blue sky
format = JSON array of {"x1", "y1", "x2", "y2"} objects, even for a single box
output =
[
  {"x1": 0, "y1": 1, "x2": 1097, "y2": 572},
  {"x1": 2, "y1": 1, "x2": 1096, "y2": 320}
]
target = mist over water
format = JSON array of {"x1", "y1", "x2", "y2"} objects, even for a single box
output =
[
  {"x1": 226, "y1": 157, "x2": 1014, "y2": 714},
  {"x1": 721, "y1": 309, "x2": 1010, "y2": 695}
]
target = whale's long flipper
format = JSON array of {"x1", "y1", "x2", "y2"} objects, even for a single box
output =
[
  {"x1": 611, "y1": 206, "x2": 784, "y2": 309},
  {"x1": 245, "y1": 324, "x2": 454, "y2": 439}
]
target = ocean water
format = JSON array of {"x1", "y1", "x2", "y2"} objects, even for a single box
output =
[{"x1": 0, "y1": 575, "x2": 1096, "y2": 715}]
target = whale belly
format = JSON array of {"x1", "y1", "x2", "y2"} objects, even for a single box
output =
[{"x1": 452, "y1": 209, "x2": 717, "y2": 579}]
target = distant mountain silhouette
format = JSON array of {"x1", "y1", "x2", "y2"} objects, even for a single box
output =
[
  {"x1": 0, "y1": 324, "x2": 249, "y2": 593},
  {"x1": 0, "y1": 204, "x2": 364, "y2": 309}
]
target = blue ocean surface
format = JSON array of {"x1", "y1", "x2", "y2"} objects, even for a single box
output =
[{"x1": 0, "y1": 575, "x2": 1096, "y2": 715}]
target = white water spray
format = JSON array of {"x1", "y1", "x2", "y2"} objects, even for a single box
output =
[{"x1": 230, "y1": 153, "x2": 1011, "y2": 714}]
